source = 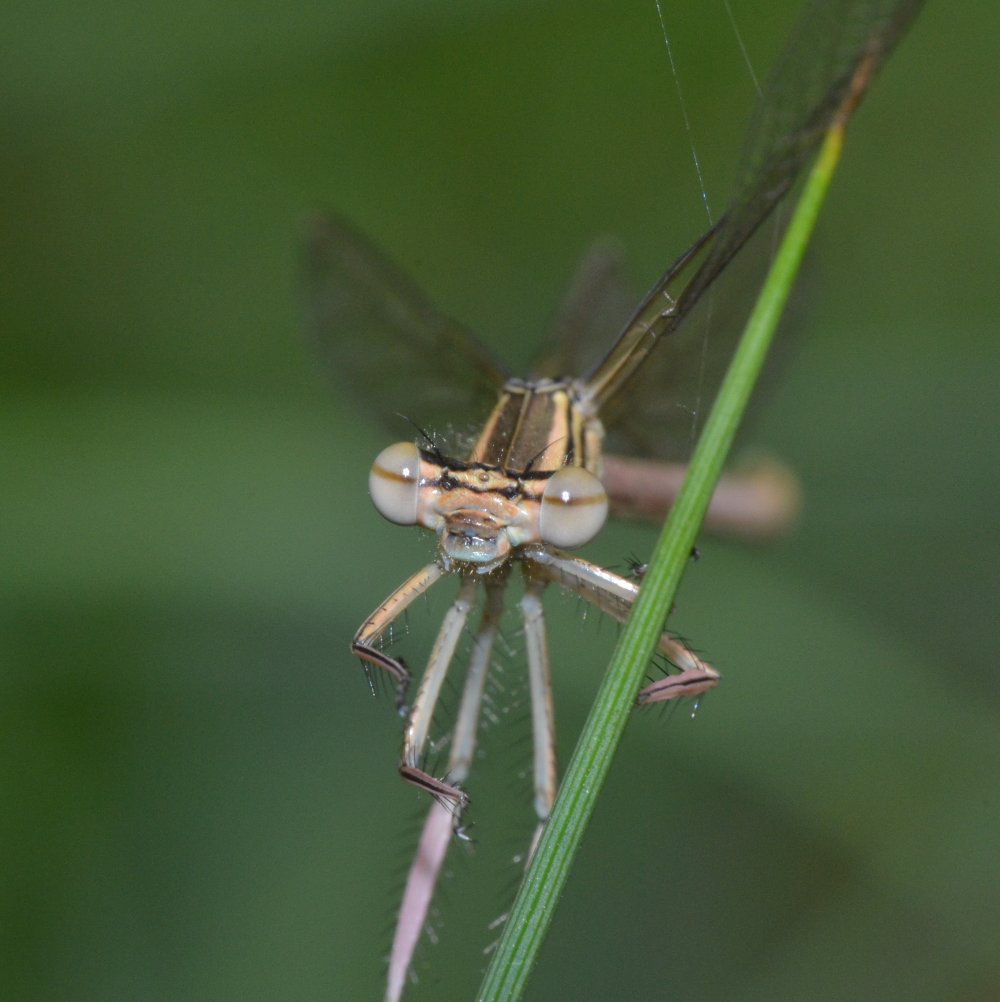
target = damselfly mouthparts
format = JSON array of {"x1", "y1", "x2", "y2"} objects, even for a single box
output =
[{"x1": 306, "y1": 2, "x2": 923, "y2": 998}]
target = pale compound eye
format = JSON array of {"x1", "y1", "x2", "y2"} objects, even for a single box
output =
[
  {"x1": 538, "y1": 467, "x2": 608, "y2": 548},
  {"x1": 369, "y1": 442, "x2": 421, "y2": 525}
]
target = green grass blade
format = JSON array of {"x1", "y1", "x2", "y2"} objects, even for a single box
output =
[{"x1": 476, "y1": 121, "x2": 847, "y2": 1002}]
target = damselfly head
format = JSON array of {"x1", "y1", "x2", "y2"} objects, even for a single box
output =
[
  {"x1": 369, "y1": 440, "x2": 609, "y2": 571},
  {"x1": 439, "y1": 508, "x2": 513, "y2": 569}
]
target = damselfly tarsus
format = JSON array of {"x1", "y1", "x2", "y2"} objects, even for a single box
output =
[{"x1": 306, "y1": 2, "x2": 923, "y2": 998}]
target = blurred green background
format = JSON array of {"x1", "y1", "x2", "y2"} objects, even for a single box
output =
[{"x1": 3, "y1": 1, "x2": 998, "y2": 999}]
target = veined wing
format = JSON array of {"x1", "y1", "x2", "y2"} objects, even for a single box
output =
[
  {"x1": 584, "y1": 0, "x2": 925, "y2": 455},
  {"x1": 528, "y1": 238, "x2": 635, "y2": 383},
  {"x1": 531, "y1": 227, "x2": 773, "y2": 466},
  {"x1": 304, "y1": 214, "x2": 510, "y2": 442}
]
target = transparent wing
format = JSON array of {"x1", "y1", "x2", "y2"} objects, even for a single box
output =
[
  {"x1": 528, "y1": 238, "x2": 635, "y2": 381},
  {"x1": 584, "y1": 0, "x2": 925, "y2": 459},
  {"x1": 304, "y1": 214, "x2": 509, "y2": 439},
  {"x1": 600, "y1": 222, "x2": 792, "y2": 463}
]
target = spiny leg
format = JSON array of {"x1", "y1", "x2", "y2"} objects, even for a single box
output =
[
  {"x1": 386, "y1": 577, "x2": 505, "y2": 1002},
  {"x1": 400, "y1": 574, "x2": 479, "y2": 812},
  {"x1": 634, "y1": 639, "x2": 719, "y2": 704},
  {"x1": 449, "y1": 578, "x2": 505, "y2": 787},
  {"x1": 479, "y1": 571, "x2": 556, "y2": 949},
  {"x1": 520, "y1": 544, "x2": 719, "y2": 703},
  {"x1": 520, "y1": 569, "x2": 557, "y2": 841},
  {"x1": 353, "y1": 562, "x2": 446, "y2": 711}
]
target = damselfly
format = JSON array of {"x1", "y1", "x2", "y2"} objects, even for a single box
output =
[{"x1": 306, "y1": 2, "x2": 923, "y2": 998}]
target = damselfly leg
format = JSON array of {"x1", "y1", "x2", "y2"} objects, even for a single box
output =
[{"x1": 354, "y1": 550, "x2": 718, "y2": 812}]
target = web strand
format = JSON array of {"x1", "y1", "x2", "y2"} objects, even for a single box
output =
[
  {"x1": 724, "y1": 1, "x2": 763, "y2": 96},
  {"x1": 653, "y1": 0, "x2": 713, "y2": 227}
]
